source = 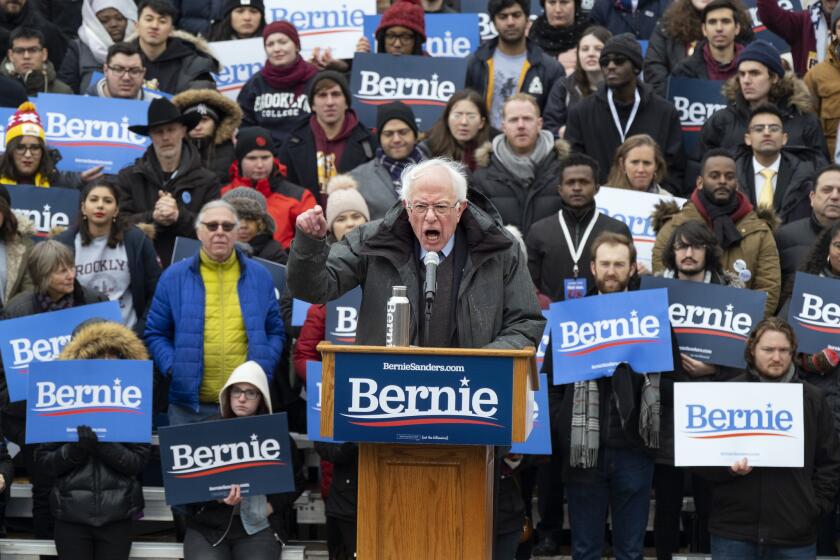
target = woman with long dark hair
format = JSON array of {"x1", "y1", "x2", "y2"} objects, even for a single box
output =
[
  {"x1": 543, "y1": 26, "x2": 611, "y2": 135},
  {"x1": 420, "y1": 89, "x2": 495, "y2": 172},
  {"x1": 54, "y1": 180, "x2": 161, "y2": 334},
  {"x1": 237, "y1": 20, "x2": 318, "y2": 150},
  {"x1": 207, "y1": 0, "x2": 265, "y2": 42}
]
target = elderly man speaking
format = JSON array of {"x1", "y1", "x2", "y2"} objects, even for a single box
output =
[{"x1": 288, "y1": 158, "x2": 544, "y2": 349}]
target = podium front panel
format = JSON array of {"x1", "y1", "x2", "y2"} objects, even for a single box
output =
[{"x1": 332, "y1": 352, "x2": 514, "y2": 445}]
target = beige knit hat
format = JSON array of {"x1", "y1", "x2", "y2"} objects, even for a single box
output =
[{"x1": 325, "y1": 175, "x2": 370, "y2": 230}]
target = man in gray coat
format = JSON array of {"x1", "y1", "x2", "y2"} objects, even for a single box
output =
[
  {"x1": 288, "y1": 158, "x2": 545, "y2": 349},
  {"x1": 349, "y1": 101, "x2": 427, "y2": 220}
]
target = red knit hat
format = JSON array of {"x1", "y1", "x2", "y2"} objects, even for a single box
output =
[
  {"x1": 375, "y1": 0, "x2": 426, "y2": 42},
  {"x1": 263, "y1": 20, "x2": 300, "y2": 50}
]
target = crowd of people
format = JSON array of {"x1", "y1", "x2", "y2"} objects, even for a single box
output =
[{"x1": 0, "y1": 0, "x2": 839, "y2": 558}]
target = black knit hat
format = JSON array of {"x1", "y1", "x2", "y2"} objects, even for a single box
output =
[
  {"x1": 223, "y1": 0, "x2": 265, "y2": 16},
  {"x1": 307, "y1": 70, "x2": 351, "y2": 109},
  {"x1": 376, "y1": 101, "x2": 418, "y2": 140},
  {"x1": 736, "y1": 40, "x2": 785, "y2": 78},
  {"x1": 235, "y1": 126, "x2": 276, "y2": 162},
  {"x1": 600, "y1": 33, "x2": 643, "y2": 73}
]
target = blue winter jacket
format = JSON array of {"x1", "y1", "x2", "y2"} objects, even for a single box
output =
[{"x1": 144, "y1": 248, "x2": 285, "y2": 411}]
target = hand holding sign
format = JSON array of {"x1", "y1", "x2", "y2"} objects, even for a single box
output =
[
  {"x1": 730, "y1": 457, "x2": 752, "y2": 476},
  {"x1": 222, "y1": 485, "x2": 243, "y2": 505},
  {"x1": 297, "y1": 205, "x2": 328, "y2": 239},
  {"x1": 356, "y1": 36, "x2": 371, "y2": 53}
]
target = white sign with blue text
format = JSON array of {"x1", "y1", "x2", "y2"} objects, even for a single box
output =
[
  {"x1": 263, "y1": 0, "x2": 376, "y2": 59},
  {"x1": 674, "y1": 382, "x2": 804, "y2": 467},
  {"x1": 210, "y1": 38, "x2": 264, "y2": 101},
  {"x1": 596, "y1": 187, "x2": 686, "y2": 269}
]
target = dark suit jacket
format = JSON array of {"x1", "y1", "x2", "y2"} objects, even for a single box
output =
[{"x1": 735, "y1": 150, "x2": 814, "y2": 224}]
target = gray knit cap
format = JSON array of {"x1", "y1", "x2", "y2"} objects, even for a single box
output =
[{"x1": 222, "y1": 187, "x2": 276, "y2": 234}]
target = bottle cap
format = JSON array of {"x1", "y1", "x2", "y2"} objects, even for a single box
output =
[{"x1": 392, "y1": 285, "x2": 407, "y2": 297}]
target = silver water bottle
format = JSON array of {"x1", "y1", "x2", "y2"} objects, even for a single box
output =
[{"x1": 385, "y1": 285, "x2": 410, "y2": 347}]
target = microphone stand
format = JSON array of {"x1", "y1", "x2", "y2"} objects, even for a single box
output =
[{"x1": 424, "y1": 296, "x2": 433, "y2": 347}]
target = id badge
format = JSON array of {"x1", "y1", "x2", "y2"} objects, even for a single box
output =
[{"x1": 564, "y1": 278, "x2": 587, "y2": 300}]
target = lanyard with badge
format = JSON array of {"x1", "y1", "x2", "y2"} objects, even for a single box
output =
[
  {"x1": 559, "y1": 210, "x2": 599, "y2": 299},
  {"x1": 607, "y1": 88, "x2": 641, "y2": 142}
]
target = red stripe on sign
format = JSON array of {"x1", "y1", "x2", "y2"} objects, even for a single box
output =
[
  {"x1": 565, "y1": 338, "x2": 658, "y2": 357},
  {"x1": 673, "y1": 328, "x2": 747, "y2": 341},
  {"x1": 349, "y1": 418, "x2": 502, "y2": 428},
  {"x1": 797, "y1": 321, "x2": 840, "y2": 334},
  {"x1": 174, "y1": 461, "x2": 285, "y2": 478},
  {"x1": 39, "y1": 407, "x2": 143, "y2": 416},
  {"x1": 689, "y1": 432, "x2": 792, "y2": 439}
]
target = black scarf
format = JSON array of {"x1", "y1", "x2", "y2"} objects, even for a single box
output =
[
  {"x1": 695, "y1": 189, "x2": 743, "y2": 249},
  {"x1": 528, "y1": 13, "x2": 590, "y2": 57},
  {"x1": 559, "y1": 198, "x2": 596, "y2": 222}
]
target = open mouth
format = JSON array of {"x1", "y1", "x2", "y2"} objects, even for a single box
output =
[{"x1": 423, "y1": 229, "x2": 441, "y2": 244}]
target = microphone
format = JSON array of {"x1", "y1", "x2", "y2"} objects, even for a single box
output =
[{"x1": 423, "y1": 251, "x2": 440, "y2": 304}]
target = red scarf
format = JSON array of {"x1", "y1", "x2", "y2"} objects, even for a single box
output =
[
  {"x1": 702, "y1": 42, "x2": 744, "y2": 81},
  {"x1": 261, "y1": 55, "x2": 318, "y2": 93}
]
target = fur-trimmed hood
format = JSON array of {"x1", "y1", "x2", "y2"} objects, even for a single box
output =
[
  {"x1": 59, "y1": 321, "x2": 150, "y2": 361},
  {"x1": 172, "y1": 88, "x2": 242, "y2": 145},
  {"x1": 474, "y1": 137, "x2": 570, "y2": 168},
  {"x1": 652, "y1": 198, "x2": 684, "y2": 234},
  {"x1": 125, "y1": 29, "x2": 220, "y2": 72},
  {"x1": 722, "y1": 71, "x2": 814, "y2": 115}
]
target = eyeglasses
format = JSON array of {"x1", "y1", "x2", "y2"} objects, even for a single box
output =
[
  {"x1": 673, "y1": 242, "x2": 706, "y2": 252},
  {"x1": 385, "y1": 32, "x2": 414, "y2": 44},
  {"x1": 107, "y1": 64, "x2": 145, "y2": 77},
  {"x1": 748, "y1": 124, "x2": 783, "y2": 133},
  {"x1": 231, "y1": 387, "x2": 260, "y2": 400},
  {"x1": 407, "y1": 202, "x2": 459, "y2": 216},
  {"x1": 598, "y1": 54, "x2": 628, "y2": 67},
  {"x1": 449, "y1": 112, "x2": 481, "y2": 123},
  {"x1": 201, "y1": 221, "x2": 237, "y2": 232},
  {"x1": 13, "y1": 143, "x2": 43, "y2": 155},
  {"x1": 11, "y1": 46, "x2": 42, "y2": 56}
]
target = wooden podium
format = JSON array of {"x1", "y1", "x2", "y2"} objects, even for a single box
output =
[{"x1": 317, "y1": 343, "x2": 538, "y2": 560}]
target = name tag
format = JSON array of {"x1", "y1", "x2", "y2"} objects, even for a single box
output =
[{"x1": 564, "y1": 278, "x2": 587, "y2": 300}]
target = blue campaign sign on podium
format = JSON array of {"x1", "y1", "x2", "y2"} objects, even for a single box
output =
[{"x1": 332, "y1": 353, "x2": 514, "y2": 445}]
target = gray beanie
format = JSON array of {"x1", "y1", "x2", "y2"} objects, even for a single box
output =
[{"x1": 222, "y1": 187, "x2": 276, "y2": 234}]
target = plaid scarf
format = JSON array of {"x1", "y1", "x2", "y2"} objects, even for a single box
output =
[
  {"x1": 36, "y1": 291, "x2": 74, "y2": 312},
  {"x1": 639, "y1": 374, "x2": 661, "y2": 449},
  {"x1": 377, "y1": 146, "x2": 426, "y2": 192},
  {"x1": 570, "y1": 380, "x2": 600, "y2": 468}
]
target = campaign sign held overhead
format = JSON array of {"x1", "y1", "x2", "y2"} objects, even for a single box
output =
[
  {"x1": 787, "y1": 272, "x2": 840, "y2": 354},
  {"x1": 674, "y1": 382, "x2": 804, "y2": 467},
  {"x1": 596, "y1": 187, "x2": 686, "y2": 269},
  {"x1": 510, "y1": 373, "x2": 551, "y2": 455},
  {"x1": 26, "y1": 360, "x2": 153, "y2": 444},
  {"x1": 32, "y1": 93, "x2": 151, "y2": 173},
  {"x1": 363, "y1": 14, "x2": 479, "y2": 58},
  {"x1": 350, "y1": 53, "x2": 466, "y2": 131},
  {"x1": 159, "y1": 413, "x2": 296, "y2": 506},
  {"x1": 264, "y1": 0, "x2": 376, "y2": 60},
  {"x1": 550, "y1": 289, "x2": 673, "y2": 383},
  {"x1": 333, "y1": 352, "x2": 514, "y2": 445},
  {"x1": 8, "y1": 185, "x2": 79, "y2": 239},
  {"x1": 0, "y1": 301, "x2": 122, "y2": 403},
  {"x1": 667, "y1": 78, "x2": 726, "y2": 158},
  {"x1": 742, "y1": 0, "x2": 801, "y2": 54},
  {"x1": 641, "y1": 277, "x2": 766, "y2": 368},
  {"x1": 210, "y1": 38, "x2": 264, "y2": 101},
  {"x1": 326, "y1": 287, "x2": 362, "y2": 344}
]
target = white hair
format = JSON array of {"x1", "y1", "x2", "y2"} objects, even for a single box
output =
[
  {"x1": 399, "y1": 158, "x2": 468, "y2": 203},
  {"x1": 195, "y1": 199, "x2": 239, "y2": 229}
]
